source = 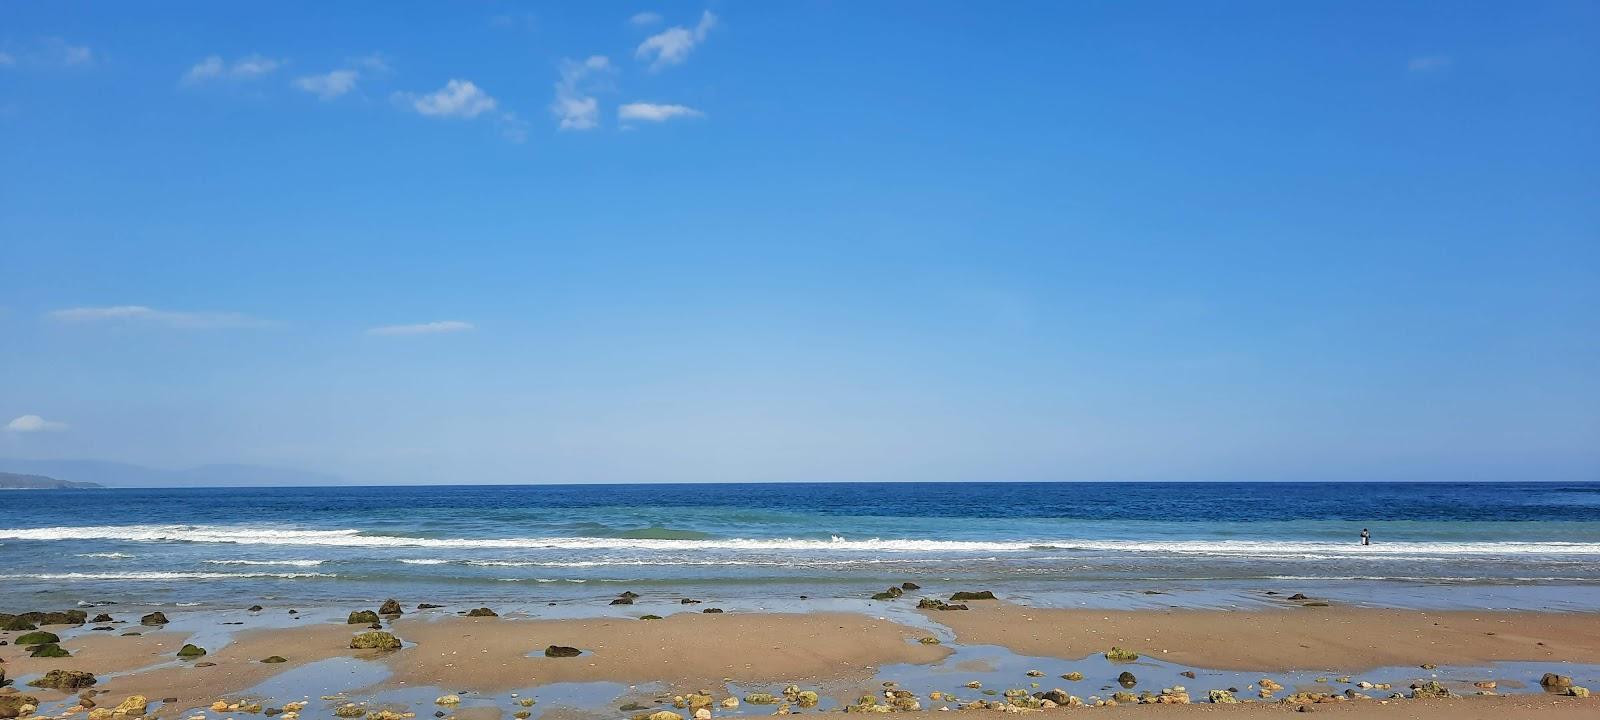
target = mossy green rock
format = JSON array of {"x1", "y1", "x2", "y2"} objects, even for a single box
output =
[
  {"x1": 262, "y1": 655, "x2": 288, "y2": 663},
  {"x1": 349, "y1": 631, "x2": 402, "y2": 650},
  {"x1": 949, "y1": 591, "x2": 996, "y2": 601},
  {"x1": 30, "y1": 643, "x2": 71, "y2": 658},
  {"x1": 544, "y1": 645, "x2": 581, "y2": 657},
  {"x1": 140, "y1": 612, "x2": 168, "y2": 626},
  {"x1": 1104, "y1": 647, "x2": 1140, "y2": 662},
  {"x1": 0, "y1": 615, "x2": 38, "y2": 631},
  {"x1": 177, "y1": 644, "x2": 207, "y2": 658},
  {"x1": 640, "y1": 614, "x2": 663, "y2": 620},
  {"x1": 743, "y1": 693, "x2": 779, "y2": 705},
  {"x1": 16, "y1": 631, "x2": 60, "y2": 646},
  {"x1": 27, "y1": 669, "x2": 97, "y2": 690},
  {"x1": 347, "y1": 610, "x2": 380, "y2": 624}
]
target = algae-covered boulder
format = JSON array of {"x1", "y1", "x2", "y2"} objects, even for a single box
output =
[
  {"x1": 30, "y1": 643, "x2": 71, "y2": 658},
  {"x1": 347, "y1": 610, "x2": 380, "y2": 624},
  {"x1": 0, "y1": 695, "x2": 41, "y2": 720},
  {"x1": 15, "y1": 631, "x2": 60, "y2": 647},
  {"x1": 261, "y1": 655, "x2": 287, "y2": 663},
  {"x1": 743, "y1": 693, "x2": 779, "y2": 705},
  {"x1": 1061, "y1": 671, "x2": 1084, "y2": 681},
  {"x1": 113, "y1": 697, "x2": 147, "y2": 716},
  {"x1": 646, "y1": 712, "x2": 682, "y2": 720},
  {"x1": 90, "y1": 614, "x2": 113, "y2": 623},
  {"x1": 1117, "y1": 671, "x2": 1137, "y2": 687},
  {"x1": 333, "y1": 704, "x2": 366, "y2": 718},
  {"x1": 544, "y1": 645, "x2": 581, "y2": 657},
  {"x1": 1104, "y1": 647, "x2": 1140, "y2": 662},
  {"x1": 466, "y1": 608, "x2": 498, "y2": 617},
  {"x1": 871, "y1": 586, "x2": 903, "y2": 600},
  {"x1": 349, "y1": 631, "x2": 402, "y2": 650},
  {"x1": 0, "y1": 616, "x2": 37, "y2": 631},
  {"x1": 378, "y1": 599, "x2": 403, "y2": 615},
  {"x1": 1541, "y1": 673, "x2": 1573, "y2": 689},
  {"x1": 1569, "y1": 687, "x2": 1591, "y2": 698},
  {"x1": 176, "y1": 644, "x2": 207, "y2": 658},
  {"x1": 949, "y1": 590, "x2": 995, "y2": 601},
  {"x1": 1410, "y1": 681, "x2": 1451, "y2": 699},
  {"x1": 1208, "y1": 689, "x2": 1238, "y2": 704},
  {"x1": 139, "y1": 612, "x2": 168, "y2": 626},
  {"x1": 28, "y1": 670, "x2": 97, "y2": 690}
]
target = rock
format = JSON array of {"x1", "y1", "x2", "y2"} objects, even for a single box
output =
[
  {"x1": 379, "y1": 599, "x2": 403, "y2": 615},
  {"x1": 347, "y1": 610, "x2": 380, "y2": 624},
  {"x1": 720, "y1": 697, "x2": 739, "y2": 709},
  {"x1": 334, "y1": 704, "x2": 366, "y2": 718},
  {"x1": 744, "y1": 693, "x2": 779, "y2": 705},
  {"x1": 1026, "y1": 670, "x2": 1043, "y2": 677},
  {"x1": 795, "y1": 691, "x2": 819, "y2": 708},
  {"x1": 702, "y1": 608, "x2": 723, "y2": 614},
  {"x1": 610, "y1": 597, "x2": 635, "y2": 605},
  {"x1": 1061, "y1": 671, "x2": 1084, "y2": 681},
  {"x1": 139, "y1": 612, "x2": 168, "y2": 626},
  {"x1": 90, "y1": 614, "x2": 113, "y2": 623},
  {"x1": 1117, "y1": 671, "x2": 1137, "y2": 687},
  {"x1": 349, "y1": 631, "x2": 402, "y2": 650},
  {"x1": 900, "y1": 582, "x2": 921, "y2": 590},
  {"x1": 544, "y1": 645, "x2": 581, "y2": 657},
  {"x1": 948, "y1": 591, "x2": 995, "y2": 601},
  {"x1": 113, "y1": 696, "x2": 147, "y2": 716},
  {"x1": 1035, "y1": 690, "x2": 1072, "y2": 705},
  {"x1": 27, "y1": 670, "x2": 97, "y2": 690},
  {"x1": 29, "y1": 643, "x2": 70, "y2": 658},
  {"x1": 1208, "y1": 690, "x2": 1238, "y2": 704},
  {"x1": 15, "y1": 631, "x2": 60, "y2": 646},
  {"x1": 193, "y1": 661, "x2": 216, "y2": 667},
  {"x1": 1287, "y1": 594, "x2": 1308, "y2": 600},
  {"x1": 1421, "y1": 663, "x2": 1437, "y2": 669},
  {"x1": 248, "y1": 605, "x2": 264, "y2": 612},
  {"x1": 1541, "y1": 673, "x2": 1574, "y2": 689},
  {"x1": 1180, "y1": 671, "x2": 1196, "y2": 679},
  {"x1": 176, "y1": 644, "x2": 207, "y2": 658},
  {"x1": 680, "y1": 599, "x2": 701, "y2": 604},
  {"x1": 417, "y1": 603, "x2": 444, "y2": 609},
  {"x1": 1569, "y1": 687, "x2": 1590, "y2": 698},
  {"x1": 466, "y1": 608, "x2": 498, "y2": 617},
  {"x1": 915, "y1": 598, "x2": 967, "y2": 611},
  {"x1": 0, "y1": 695, "x2": 40, "y2": 719},
  {"x1": 1410, "y1": 681, "x2": 1451, "y2": 699},
  {"x1": 1104, "y1": 647, "x2": 1140, "y2": 662},
  {"x1": 261, "y1": 656, "x2": 287, "y2": 664},
  {"x1": 640, "y1": 615, "x2": 663, "y2": 620},
  {"x1": 0, "y1": 617, "x2": 36, "y2": 632},
  {"x1": 88, "y1": 709, "x2": 112, "y2": 720},
  {"x1": 918, "y1": 637, "x2": 941, "y2": 644},
  {"x1": 435, "y1": 695, "x2": 460, "y2": 705},
  {"x1": 1259, "y1": 679, "x2": 1284, "y2": 694},
  {"x1": 647, "y1": 713, "x2": 682, "y2": 720}
]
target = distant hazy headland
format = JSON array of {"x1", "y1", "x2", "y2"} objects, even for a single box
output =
[
  {"x1": 0, "y1": 459, "x2": 340, "y2": 488},
  {"x1": 0, "y1": 471, "x2": 102, "y2": 489}
]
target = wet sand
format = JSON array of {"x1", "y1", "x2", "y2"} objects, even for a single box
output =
[{"x1": 926, "y1": 600, "x2": 1600, "y2": 671}]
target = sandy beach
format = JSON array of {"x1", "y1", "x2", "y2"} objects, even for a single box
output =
[{"x1": 4, "y1": 599, "x2": 1597, "y2": 720}]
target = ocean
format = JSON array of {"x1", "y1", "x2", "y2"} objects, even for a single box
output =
[{"x1": 4, "y1": 481, "x2": 1600, "y2": 612}]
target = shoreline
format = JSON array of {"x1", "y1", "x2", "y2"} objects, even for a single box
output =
[{"x1": 4, "y1": 599, "x2": 1598, "y2": 719}]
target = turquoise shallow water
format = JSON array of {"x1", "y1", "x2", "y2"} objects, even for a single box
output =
[{"x1": 2, "y1": 482, "x2": 1598, "y2": 610}]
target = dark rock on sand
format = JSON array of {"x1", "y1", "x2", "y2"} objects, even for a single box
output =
[
  {"x1": 348, "y1": 610, "x2": 381, "y2": 624},
  {"x1": 417, "y1": 603, "x2": 444, "y2": 609},
  {"x1": 0, "y1": 616, "x2": 35, "y2": 632},
  {"x1": 544, "y1": 645, "x2": 582, "y2": 658},
  {"x1": 1541, "y1": 673, "x2": 1573, "y2": 689},
  {"x1": 619, "y1": 591, "x2": 640, "y2": 599},
  {"x1": 901, "y1": 582, "x2": 921, "y2": 590},
  {"x1": 29, "y1": 643, "x2": 70, "y2": 658},
  {"x1": 466, "y1": 608, "x2": 498, "y2": 617},
  {"x1": 1287, "y1": 594, "x2": 1309, "y2": 601},
  {"x1": 140, "y1": 612, "x2": 168, "y2": 626},
  {"x1": 379, "y1": 599, "x2": 403, "y2": 615},
  {"x1": 1034, "y1": 690, "x2": 1072, "y2": 706},
  {"x1": 679, "y1": 599, "x2": 701, "y2": 604},
  {"x1": 90, "y1": 614, "x2": 113, "y2": 623},
  {"x1": 249, "y1": 605, "x2": 264, "y2": 612},
  {"x1": 609, "y1": 597, "x2": 634, "y2": 605},
  {"x1": 949, "y1": 591, "x2": 996, "y2": 601},
  {"x1": 24, "y1": 610, "x2": 89, "y2": 626},
  {"x1": 349, "y1": 631, "x2": 403, "y2": 650},
  {"x1": 1410, "y1": 681, "x2": 1452, "y2": 699},
  {"x1": 702, "y1": 608, "x2": 724, "y2": 614},
  {"x1": 640, "y1": 615, "x2": 662, "y2": 620},
  {"x1": 1104, "y1": 647, "x2": 1140, "y2": 662},
  {"x1": 0, "y1": 694, "x2": 41, "y2": 719},
  {"x1": 1181, "y1": 671, "x2": 1197, "y2": 679},
  {"x1": 1117, "y1": 671, "x2": 1137, "y2": 687},
  {"x1": 262, "y1": 656, "x2": 288, "y2": 664},
  {"x1": 28, "y1": 670, "x2": 97, "y2": 690},
  {"x1": 177, "y1": 644, "x2": 207, "y2": 658},
  {"x1": 871, "y1": 586, "x2": 904, "y2": 600},
  {"x1": 15, "y1": 631, "x2": 60, "y2": 647}
]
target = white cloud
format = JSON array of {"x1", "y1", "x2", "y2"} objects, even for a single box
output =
[
  {"x1": 406, "y1": 79, "x2": 497, "y2": 118},
  {"x1": 1408, "y1": 55, "x2": 1451, "y2": 73},
  {"x1": 185, "y1": 54, "x2": 283, "y2": 84},
  {"x1": 636, "y1": 10, "x2": 717, "y2": 71},
  {"x1": 366, "y1": 321, "x2": 475, "y2": 336},
  {"x1": 630, "y1": 12, "x2": 663, "y2": 27},
  {"x1": 5, "y1": 415, "x2": 69, "y2": 433},
  {"x1": 351, "y1": 53, "x2": 390, "y2": 73},
  {"x1": 46, "y1": 305, "x2": 268, "y2": 330},
  {"x1": 295, "y1": 69, "x2": 359, "y2": 100},
  {"x1": 619, "y1": 102, "x2": 703, "y2": 122},
  {"x1": 551, "y1": 56, "x2": 614, "y2": 130}
]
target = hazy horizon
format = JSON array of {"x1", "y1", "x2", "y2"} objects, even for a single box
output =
[{"x1": 3, "y1": 1, "x2": 1597, "y2": 485}]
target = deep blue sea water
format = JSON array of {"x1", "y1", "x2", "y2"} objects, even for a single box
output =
[{"x1": 4, "y1": 482, "x2": 1600, "y2": 611}]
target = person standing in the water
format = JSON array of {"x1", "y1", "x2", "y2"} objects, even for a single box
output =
[{"x1": 1360, "y1": 528, "x2": 1370, "y2": 546}]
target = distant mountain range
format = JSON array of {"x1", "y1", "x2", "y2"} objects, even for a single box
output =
[
  {"x1": 0, "y1": 459, "x2": 342, "y2": 488},
  {"x1": 0, "y1": 471, "x2": 103, "y2": 489}
]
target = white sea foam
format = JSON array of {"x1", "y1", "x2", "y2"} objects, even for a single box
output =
[
  {"x1": 77, "y1": 552, "x2": 134, "y2": 559},
  {"x1": 0, "y1": 571, "x2": 333, "y2": 581},
  {"x1": 203, "y1": 559, "x2": 324, "y2": 567},
  {"x1": 4, "y1": 524, "x2": 1599, "y2": 558}
]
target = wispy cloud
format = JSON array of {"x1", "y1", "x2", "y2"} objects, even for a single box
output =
[
  {"x1": 184, "y1": 54, "x2": 283, "y2": 84},
  {"x1": 403, "y1": 79, "x2": 498, "y2": 118},
  {"x1": 1408, "y1": 55, "x2": 1451, "y2": 73},
  {"x1": 0, "y1": 51, "x2": 14, "y2": 67},
  {"x1": 46, "y1": 305, "x2": 270, "y2": 330},
  {"x1": 5, "y1": 414, "x2": 68, "y2": 433},
  {"x1": 630, "y1": 12, "x2": 663, "y2": 27},
  {"x1": 3, "y1": 38, "x2": 93, "y2": 69},
  {"x1": 294, "y1": 69, "x2": 360, "y2": 100},
  {"x1": 551, "y1": 56, "x2": 614, "y2": 130},
  {"x1": 636, "y1": 10, "x2": 717, "y2": 71},
  {"x1": 619, "y1": 102, "x2": 703, "y2": 122},
  {"x1": 366, "y1": 321, "x2": 475, "y2": 336}
]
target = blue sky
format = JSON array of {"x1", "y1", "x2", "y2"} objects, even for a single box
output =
[{"x1": 1, "y1": 1, "x2": 1596, "y2": 484}]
